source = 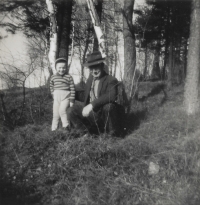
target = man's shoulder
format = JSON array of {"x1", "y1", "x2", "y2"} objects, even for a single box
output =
[
  {"x1": 108, "y1": 74, "x2": 117, "y2": 80},
  {"x1": 104, "y1": 74, "x2": 118, "y2": 83}
]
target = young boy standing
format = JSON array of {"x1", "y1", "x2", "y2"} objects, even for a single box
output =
[{"x1": 50, "y1": 58, "x2": 75, "y2": 131}]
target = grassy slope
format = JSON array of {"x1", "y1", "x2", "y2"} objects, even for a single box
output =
[{"x1": 0, "y1": 84, "x2": 200, "y2": 205}]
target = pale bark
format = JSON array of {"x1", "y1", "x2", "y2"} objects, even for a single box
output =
[
  {"x1": 68, "y1": 21, "x2": 75, "y2": 71},
  {"x1": 86, "y1": 0, "x2": 106, "y2": 57},
  {"x1": 46, "y1": 0, "x2": 57, "y2": 74},
  {"x1": 123, "y1": 0, "x2": 136, "y2": 112},
  {"x1": 184, "y1": 0, "x2": 200, "y2": 115},
  {"x1": 113, "y1": 33, "x2": 118, "y2": 77},
  {"x1": 93, "y1": 0, "x2": 102, "y2": 52}
]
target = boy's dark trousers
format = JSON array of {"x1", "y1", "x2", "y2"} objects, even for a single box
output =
[{"x1": 67, "y1": 101, "x2": 124, "y2": 136}]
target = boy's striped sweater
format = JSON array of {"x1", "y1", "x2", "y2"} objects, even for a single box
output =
[{"x1": 50, "y1": 73, "x2": 75, "y2": 102}]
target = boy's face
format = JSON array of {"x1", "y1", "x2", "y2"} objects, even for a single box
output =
[
  {"x1": 56, "y1": 62, "x2": 67, "y2": 75},
  {"x1": 89, "y1": 64, "x2": 103, "y2": 78}
]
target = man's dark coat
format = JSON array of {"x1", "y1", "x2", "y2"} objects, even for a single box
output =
[{"x1": 84, "y1": 71, "x2": 119, "y2": 111}]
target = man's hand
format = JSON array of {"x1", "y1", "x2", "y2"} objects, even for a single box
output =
[{"x1": 82, "y1": 104, "x2": 93, "y2": 117}]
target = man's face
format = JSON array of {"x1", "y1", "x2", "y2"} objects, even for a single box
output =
[
  {"x1": 56, "y1": 62, "x2": 67, "y2": 75},
  {"x1": 89, "y1": 64, "x2": 103, "y2": 78}
]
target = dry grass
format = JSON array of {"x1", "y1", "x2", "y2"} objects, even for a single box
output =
[{"x1": 0, "y1": 85, "x2": 200, "y2": 205}]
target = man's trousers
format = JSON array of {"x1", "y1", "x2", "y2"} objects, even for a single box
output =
[{"x1": 67, "y1": 101, "x2": 125, "y2": 135}]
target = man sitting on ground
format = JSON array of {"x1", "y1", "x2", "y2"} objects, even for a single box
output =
[{"x1": 67, "y1": 51, "x2": 124, "y2": 136}]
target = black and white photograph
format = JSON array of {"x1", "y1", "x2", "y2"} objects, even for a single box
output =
[{"x1": 0, "y1": 0, "x2": 199, "y2": 204}]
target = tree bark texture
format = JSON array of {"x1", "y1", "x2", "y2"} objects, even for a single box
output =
[
  {"x1": 81, "y1": 21, "x2": 92, "y2": 83},
  {"x1": 57, "y1": 0, "x2": 73, "y2": 64},
  {"x1": 163, "y1": 6, "x2": 170, "y2": 80},
  {"x1": 46, "y1": 0, "x2": 57, "y2": 74},
  {"x1": 93, "y1": 0, "x2": 102, "y2": 52},
  {"x1": 86, "y1": 0, "x2": 106, "y2": 57},
  {"x1": 183, "y1": 39, "x2": 188, "y2": 78},
  {"x1": 151, "y1": 42, "x2": 161, "y2": 80},
  {"x1": 168, "y1": 40, "x2": 173, "y2": 88},
  {"x1": 184, "y1": 0, "x2": 200, "y2": 115},
  {"x1": 123, "y1": 0, "x2": 136, "y2": 111},
  {"x1": 143, "y1": 46, "x2": 148, "y2": 79}
]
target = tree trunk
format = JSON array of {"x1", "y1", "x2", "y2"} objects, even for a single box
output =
[
  {"x1": 68, "y1": 21, "x2": 75, "y2": 71},
  {"x1": 93, "y1": 0, "x2": 102, "y2": 51},
  {"x1": 86, "y1": 0, "x2": 105, "y2": 57},
  {"x1": 81, "y1": 22, "x2": 91, "y2": 83},
  {"x1": 183, "y1": 38, "x2": 188, "y2": 79},
  {"x1": 167, "y1": 40, "x2": 173, "y2": 88},
  {"x1": 163, "y1": 41, "x2": 168, "y2": 80},
  {"x1": 46, "y1": 0, "x2": 57, "y2": 74},
  {"x1": 175, "y1": 38, "x2": 181, "y2": 84},
  {"x1": 163, "y1": 6, "x2": 170, "y2": 80},
  {"x1": 184, "y1": 0, "x2": 200, "y2": 115},
  {"x1": 57, "y1": 0, "x2": 73, "y2": 64},
  {"x1": 143, "y1": 45, "x2": 148, "y2": 80},
  {"x1": 123, "y1": 0, "x2": 136, "y2": 113},
  {"x1": 151, "y1": 42, "x2": 161, "y2": 80},
  {"x1": 113, "y1": 32, "x2": 118, "y2": 77}
]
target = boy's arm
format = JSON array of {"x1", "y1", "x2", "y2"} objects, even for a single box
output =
[{"x1": 69, "y1": 75, "x2": 75, "y2": 106}]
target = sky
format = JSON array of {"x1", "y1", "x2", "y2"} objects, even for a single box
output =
[
  {"x1": 135, "y1": 0, "x2": 146, "y2": 7},
  {"x1": 0, "y1": 0, "x2": 146, "y2": 89},
  {"x1": 0, "y1": 12, "x2": 86, "y2": 88},
  {"x1": 0, "y1": 30, "x2": 46, "y2": 88}
]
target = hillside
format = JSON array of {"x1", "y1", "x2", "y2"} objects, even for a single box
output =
[{"x1": 0, "y1": 83, "x2": 200, "y2": 205}]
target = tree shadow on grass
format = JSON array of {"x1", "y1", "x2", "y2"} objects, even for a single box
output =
[
  {"x1": 122, "y1": 83, "x2": 168, "y2": 135},
  {"x1": 124, "y1": 108, "x2": 148, "y2": 134},
  {"x1": 137, "y1": 83, "x2": 167, "y2": 103},
  {"x1": 0, "y1": 142, "x2": 34, "y2": 205},
  {"x1": 0, "y1": 180, "x2": 40, "y2": 205},
  {"x1": 0, "y1": 132, "x2": 59, "y2": 205}
]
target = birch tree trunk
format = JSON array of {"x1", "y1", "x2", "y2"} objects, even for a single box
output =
[
  {"x1": 123, "y1": 0, "x2": 136, "y2": 113},
  {"x1": 46, "y1": 0, "x2": 57, "y2": 74},
  {"x1": 184, "y1": 0, "x2": 200, "y2": 115},
  {"x1": 93, "y1": 0, "x2": 102, "y2": 52},
  {"x1": 86, "y1": 0, "x2": 106, "y2": 57},
  {"x1": 68, "y1": 21, "x2": 75, "y2": 71}
]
